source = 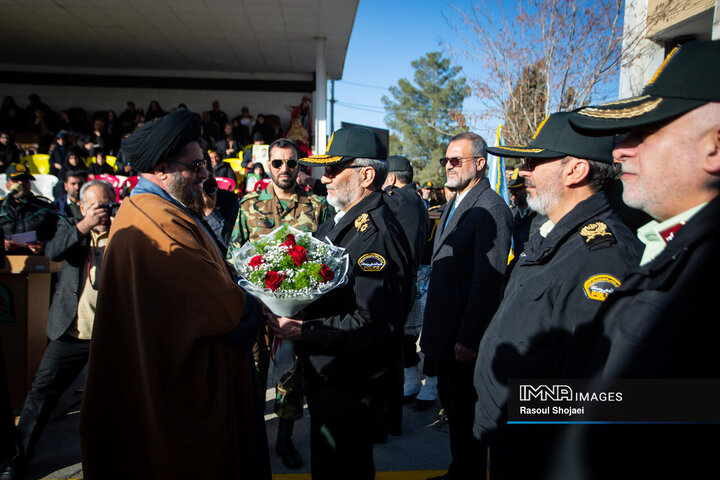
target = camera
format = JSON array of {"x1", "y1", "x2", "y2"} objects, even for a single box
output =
[{"x1": 99, "y1": 202, "x2": 121, "y2": 217}]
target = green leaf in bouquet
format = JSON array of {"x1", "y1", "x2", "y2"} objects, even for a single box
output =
[{"x1": 249, "y1": 269, "x2": 266, "y2": 284}]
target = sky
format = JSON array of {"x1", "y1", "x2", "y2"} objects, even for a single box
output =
[
  {"x1": 329, "y1": 0, "x2": 622, "y2": 143},
  {"x1": 329, "y1": 0, "x2": 471, "y2": 135}
]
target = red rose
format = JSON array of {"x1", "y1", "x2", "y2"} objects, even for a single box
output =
[
  {"x1": 319, "y1": 264, "x2": 335, "y2": 283},
  {"x1": 265, "y1": 271, "x2": 285, "y2": 291},
  {"x1": 249, "y1": 255, "x2": 265, "y2": 269},
  {"x1": 288, "y1": 245, "x2": 307, "y2": 266},
  {"x1": 281, "y1": 234, "x2": 296, "y2": 247}
]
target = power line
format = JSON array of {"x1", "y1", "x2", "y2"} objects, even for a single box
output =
[{"x1": 337, "y1": 80, "x2": 389, "y2": 90}]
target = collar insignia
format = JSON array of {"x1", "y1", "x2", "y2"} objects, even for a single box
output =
[
  {"x1": 355, "y1": 213, "x2": 369, "y2": 232},
  {"x1": 580, "y1": 222, "x2": 612, "y2": 242}
]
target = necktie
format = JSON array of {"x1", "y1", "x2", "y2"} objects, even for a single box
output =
[{"x1": 444, "y1": 200, "x2": 456, "y2": 230}]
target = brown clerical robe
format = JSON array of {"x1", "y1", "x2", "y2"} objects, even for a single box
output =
[{"x1": 79, "y1": 192, "x2": 269, "y2": 479}]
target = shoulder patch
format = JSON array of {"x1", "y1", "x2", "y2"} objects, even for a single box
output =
[
  {"x1": 358, "y1": 253, "x2": 386, "y2": 272},
  {"x1": 583, "y1": 274, "x2": 621, "y2": 301},
  {"x1": 579, "y1": 221, "x2": 615, "y2": 249},
  {"x1": 354, "y1": 213, "x2": 370, "y2": 233}
]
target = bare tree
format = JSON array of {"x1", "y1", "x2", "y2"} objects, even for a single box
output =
[{"x1": 448, "y1": 0, "x2": 688, "y2": 142}]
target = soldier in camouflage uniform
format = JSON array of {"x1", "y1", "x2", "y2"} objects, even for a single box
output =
[{"x1": 227, "y1": 138, "x2": 329, "y2": 469}]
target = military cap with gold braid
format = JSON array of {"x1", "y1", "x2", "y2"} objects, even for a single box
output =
[
  {"x1": 298, "y1": 126, "x2": 387, "y2": 166},
  {"x1": 487, "y1": 111, "x2": 615, "y2": 164},
  {"x1": 570, "y1": 40, "x2": 720, "y2": 133},
  {"x1": 6, "y1": 163, "x2": 35, "y2": 181}
]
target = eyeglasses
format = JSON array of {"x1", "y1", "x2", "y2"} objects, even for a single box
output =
[
  {"x1": 169, "y1": 159, "x2": 207, "y2": 173},
  {"x1": 439, "y1": 156, "x2": 479, "y2": 167},
  {"x1": 324, "y1": 164, "x2": 367, "y2": 178},
  {"x1": 270, "y1": 159, "x2": 298, "y2": 169},
  {"x1": 520, "y1": 157, "x2": 560, "y2": 171}
]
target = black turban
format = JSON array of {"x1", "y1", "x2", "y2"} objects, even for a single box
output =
[{"x1": 121, "y1": 108, "x2": 201, "y2": 173}]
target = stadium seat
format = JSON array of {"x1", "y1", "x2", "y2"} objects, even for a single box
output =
[
  {"x1": 105, "y1": 155, "x2": 118, "y2": 172},
  {"x1": 215, "y1": 176, "x2": 236, "y2": 192},
  {"x1": 118, "y1": 175, "x2": 140, "y2": 201},
  {"x1": 30, "y1": 174, "x2": 58, "y2": 200},
  {"x1": 23, "y1": 154, "x2": 51, "y2": 175}
]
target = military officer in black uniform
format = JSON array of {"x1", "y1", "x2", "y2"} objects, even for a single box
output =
[
  {"x1": 268, "y1": 127, "x2": 413, "y2": 480},
  {"x1": 550, "y1": 40, "x2": 720, "y2": 480},
  {"x1": 473, "y1": 112, "x2": 644, "y2": 478},
  {"x1": 0, "y1": 163, "x2": 58, "y2": 255}
]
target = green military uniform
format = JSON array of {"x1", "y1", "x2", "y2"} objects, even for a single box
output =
[
  {"x1": 227, "y1": 183, "x2": 328, "y2": 421},
  {"x1": 228, "y1": 183, "x2": 329, "y2": 254}
]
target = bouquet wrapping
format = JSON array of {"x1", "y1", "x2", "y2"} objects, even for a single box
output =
[
  {"x1": 231, "y1": 225, "x2": 349, "y2": 385},
  {"x1": 231, "y1": 225, "x2": 350, "y2": 316}
]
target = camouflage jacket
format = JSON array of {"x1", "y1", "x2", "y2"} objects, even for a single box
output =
[{"x1": 227, "y1": 183, "x2": 329, "y2": 258}]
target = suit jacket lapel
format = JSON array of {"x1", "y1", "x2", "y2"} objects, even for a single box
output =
[{"x1": 432, "y1": 178, "x2": 490, "y2": 260}]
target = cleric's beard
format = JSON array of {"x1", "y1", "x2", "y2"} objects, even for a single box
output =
[{"x1": 167, "y1": 172, "x2": 204, "y2": 217}]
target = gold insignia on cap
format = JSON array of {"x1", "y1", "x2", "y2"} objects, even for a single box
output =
[
  {"x1": 580, "y1": 222, "x2": 612, "y2": 242},
  {"x1": 354, "y1": 213, "x2": 369, "y2": 232},
  {"x1": 532, "y1": 115, "x2": 551, "y2": 139},
  {"x1": 583, "y1": 274, "x2": 621, "y2": 301},
  {"x1": 494, "y1": 145, "x2": 545, "y2": 153},
  {"x1": 326, "y1": 132, "x2": 335, "y2": 151},
  {"x1": 577, "y1": 96, "x2": 663, "y2": 119},
  {"x1": 649, "y1": 45, "x2": 680, "y2": 85},
  {"x1": 358, "y1": 253, "x2": 386, "y2": 272}
]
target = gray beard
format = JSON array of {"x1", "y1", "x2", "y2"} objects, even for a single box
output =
[{"x1": 167, "y1": 172, "x2": 204, "y2": 217}]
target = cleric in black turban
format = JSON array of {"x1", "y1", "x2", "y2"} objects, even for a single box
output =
[{"x1": 121, "y1": 108, "x2": 201, "y2": 173}]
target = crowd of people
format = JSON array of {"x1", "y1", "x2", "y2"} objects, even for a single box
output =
[
  {"x1": 0, "y1": 95, "x2": 313, "y2": 177},
  {"x1": 0, "y1": 39, "x2": 718, "y2": 480}
]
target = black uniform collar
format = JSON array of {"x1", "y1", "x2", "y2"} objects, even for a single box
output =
[
  {"x1": 523, "y1": 192, "x2": 612, "y2": 263},
  {"x1": 318, "y1": 191, "x2": 385, "y2": 242},
  {"x1": 333, "y1": 191, "x2": 384, "y2": 234}
]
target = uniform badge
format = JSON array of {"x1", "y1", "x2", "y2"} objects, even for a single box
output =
[
  {"x1": 580, "y1": 222, "x2": 612, "y2": 242},
  {"x1": 358, "y1": 253, "x2": 386, "y2": 272},
  {"x1": 583, "y1": 274, "x2": 621, "y2": 301},
  {"x1": 354, "y1": 213, "x2": 370, "y2": 233},
  {"x1": 580, "y1": 222, "x2": 615, "y2": 249}
]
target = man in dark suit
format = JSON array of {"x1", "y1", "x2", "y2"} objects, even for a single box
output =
[
  {"x1": 1, "y1": 180, "x2": 114, "y2": 480},
  {"x1": 52, "y1": 170, "x2": 85, "y2": 220},
  {"x1": 420, "y1": 132, "x2": 512, "y2": 480}
]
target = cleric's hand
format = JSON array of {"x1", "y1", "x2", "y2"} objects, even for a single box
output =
[{"x1": 267, "y1": 313, "x2": 304, "y2": 340}]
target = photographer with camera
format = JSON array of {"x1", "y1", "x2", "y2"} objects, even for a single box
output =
[{"x1": 1, "y1": 180, "x2": 115, "y2": 480}]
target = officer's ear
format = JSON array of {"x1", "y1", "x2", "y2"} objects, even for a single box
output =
[
  {"x1": 701, "y1": 122, "x2": 720, "y2": 175},
  {"x1": 563, "y1": 157, "x2": 590, "y2": 187},
  {"x1": 359, "y1": 166, "x2": 375, "y2": 189}
]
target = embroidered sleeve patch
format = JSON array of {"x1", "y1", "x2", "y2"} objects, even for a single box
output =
[
  {"x1": 358, "y1": 253, "x2": 386, "y2": 272},
  {"x1": 583, "y1": 274, "x2": 621, "y2": 301}
]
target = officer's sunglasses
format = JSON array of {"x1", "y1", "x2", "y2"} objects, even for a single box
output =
[
  {"x1": 270, "y1": 159, "x2": 298, "y2": 169},
  {"x1": 439, "y1": 156, "x2": 479, "y2": 167},
  {"x1": 324, "y1": 163, "x2": 367, "y2": 178}
]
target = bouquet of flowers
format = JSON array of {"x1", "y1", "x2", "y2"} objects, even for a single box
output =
[
  {"x1": 231, "y1": 224, "x2": 349, "y2": 317},
  {"x1": 231, "y1": 225, "x2": 349, "y2": 385}
]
